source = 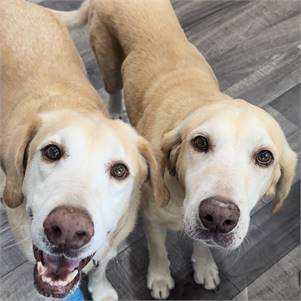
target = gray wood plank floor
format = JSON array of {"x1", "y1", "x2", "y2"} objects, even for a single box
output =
[{"x1": 1, "y1": 1, "x2": 300, "y2": 300}]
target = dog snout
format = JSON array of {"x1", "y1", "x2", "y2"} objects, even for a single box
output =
[
  {"x1": 198, "y1": 197, "x2": 240, "y2": 233},
  {"x1": 43, "y1": 206, "x2": 94, "y2": 249}
]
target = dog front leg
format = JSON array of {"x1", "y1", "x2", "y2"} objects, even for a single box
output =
[
  {"x1": 88, "y1": 249, "x2": 118, "y2": 301},
  {"x1": 191, "y1": 241, "x2": 220, "y2": 290},
  {"x1": 144, "y1": 218, "x2": 174, "y2": 299}
]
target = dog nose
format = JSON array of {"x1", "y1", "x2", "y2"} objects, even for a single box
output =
[
  {"x1": 43, "y1": 206, "x2": 94, "y2": 249},
  {"x1": 199, "y1": 197, "x2": 240, "y2": 233}
]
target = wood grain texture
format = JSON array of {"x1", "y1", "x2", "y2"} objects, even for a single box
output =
[
  {"x1": 247, "y1": 246, "x2": 300, "y2": 301},
  {"x1": 233, "y1": 288, "x2": 249, "y2": 301},
  {"x1": 1, "y1": 261, "x2": 44, "y2": 301},
  {"x1": 271, "y1": 84, "x2": 300, "y2": 127},
  {"x1": 0, "y1": 222, "x2": 28, "y2": 278},
  {"x1": 1, "y1": 1, "x2": 300, "y2": 300}
]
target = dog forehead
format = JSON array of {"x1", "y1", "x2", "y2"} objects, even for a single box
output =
[
  {"x1": 190, "y1": 106, "x2": 274, "y2": 146},
  {"x1": 48, "y1": 127, "x2": 134, "y2": 166},
  {"x1": 34, "y1": 111, "x2": 142, "y2": 171}
]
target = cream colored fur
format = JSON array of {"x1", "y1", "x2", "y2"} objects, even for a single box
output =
[
  {"x1": 50, "y1": 0, "x2": 297, "y2": 299},
  {"x1": 0, "y1": 1, "x2": 168, "y2": 300}
]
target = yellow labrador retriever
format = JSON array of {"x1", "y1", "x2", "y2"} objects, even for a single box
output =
[
  {"x1": 0, "y1": 0, "x2": 168, "y2": 300},
  {"x1": 51, "y1": 0, "x2": 297, "y2": 299}
]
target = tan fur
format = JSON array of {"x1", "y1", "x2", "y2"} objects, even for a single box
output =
[
  {"x1": 50, "y1": 0, "x2": 297, "y2": 222},
  {"x1": 94, "y1": 0, "x2": 296, "y2": 211},
  {"x1": 50, "y1": 1, "x2": 296, "y2": 297},
  {"x1": 1, "y1": 2, "x2": 171, "y2": 299},
  {"x1": 0, "y1": 0, "x2": 107, "y2": 208},
  {"x1": 272, "y1": 139, "x2": 297, "y2": 212},
  {"x1": 138, "y1": 137, "x2": 170, "y2": 207},
  {"x1": 2, "y1": 120, "x2": 40, "y2": 208}
]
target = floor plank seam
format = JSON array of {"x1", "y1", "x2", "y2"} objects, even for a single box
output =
[
  {"x1": 232, "y1": 245, "x2": 301, "y2": 299},
  {"x1": 182, "y1": 1, "x2": 241, "y2": 32},
  {"x1": 0, "y1": 260, "x2": 28, "y2": 280}
]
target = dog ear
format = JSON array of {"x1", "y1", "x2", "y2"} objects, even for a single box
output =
[
  {"x1": 272, "y1": 143, "x2": 297, "y2": 213},
  {"x1": 138, "y1": 137, "x2": 170, "y2": 207},
  {"x1": 1, "y1": 121, "x2": 39, "y2": 208},
  {"x1": 161, "y1": 125, "x2": 182, "y2": 177}
]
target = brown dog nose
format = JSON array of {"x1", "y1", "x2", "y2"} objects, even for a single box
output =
[
  {"x1": 199, "y1": 197, "x2": 240, "y2": 233},
  {"x1": 43, "y1": 206, "x2": 94, "y2": 249}
]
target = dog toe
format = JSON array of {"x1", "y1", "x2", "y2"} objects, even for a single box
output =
[
  {"x1": 147, "y1": 273, "x2": 175, "y2": 299},
  {"x1": 193, "y1": 261, "x2": 220, "y2": 290}
]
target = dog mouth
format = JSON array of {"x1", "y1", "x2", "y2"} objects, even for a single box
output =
[
  {"x1": 186, "y1": 229, "x2": 235, "y2": 249},
  {"x1": 33, "y1": 245, "x2": 93, "y2": 298}
]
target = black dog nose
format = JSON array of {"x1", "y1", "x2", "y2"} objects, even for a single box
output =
[
  {"x1": 199, "y1": 197, "x2": 240, "y2": 233},
  {"x1": 43, "y1": 206, "x2": 94, "y2": 249}
]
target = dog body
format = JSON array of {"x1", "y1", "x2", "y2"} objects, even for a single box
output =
[
  {"x1": 51, "y1": 0, "x2": 297, "y2": 299},
  {"x1": 0, "y1": 1, "x2": 168, "y2": 300}
]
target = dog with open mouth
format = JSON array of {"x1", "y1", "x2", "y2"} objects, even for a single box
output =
[
  {"x1": 50, "y1": 0, "x2": 297, "y2": 299},
  {"x1": 0, "y1": 0, "x2": 168, "y2": 299}
]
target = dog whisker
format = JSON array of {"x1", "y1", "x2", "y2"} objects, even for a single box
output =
[{"x1": 244, "y1": 236, "x2": 251, "y2": 247}]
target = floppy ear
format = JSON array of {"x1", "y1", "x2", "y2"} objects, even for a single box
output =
[
  {"x1": 272, "y1": 144, "x2": 297, "y2": 213},
  {"x1": 138, "y1": 138, "x2": 170, "y2": 207},
  {"x1": 1, "y1": 122, "x2": 38, "y2": 208},
  {"x1": 161, "y1": 126, "x2": 182, "y2": 176}
]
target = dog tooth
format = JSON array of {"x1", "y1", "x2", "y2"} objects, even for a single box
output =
[
  {"x1": 58, "y1": 280, "x2": 67, "y2": 286},
  {"x1": 37, "y1": 261, "x2": 42, "y2": 274},
  {"x1": 37, "y1": 261, "x2": 47, "y2": 275},
  {"x1": 65, "y1": 269, "x2": 78, "y2": 283},
  {"x1": 41, "y1": 275, "x2": 49, "y2": 283},
  {"x1": 41, "y1": 270, "x2": 78, "y2": 286},
  {"x1": 41, "y1": 275, "x2": 54, "y2": 285}
]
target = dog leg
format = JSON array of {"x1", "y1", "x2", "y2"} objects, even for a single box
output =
[
  {"x1": 89, "y1": 23, "x2": 123, "y2": 119},
  {"x1": 89, "y1": 19, "x2": 123, "y2": 94},
  {"x1": 191, "y1": 241, "x2": 220, "y2": 290},
  {"x1": 88, "y1": 249, "x2": 118, "y2": 301},
  {"x1": 144, "y1": 218, "x2": 174, "y2": 299}
]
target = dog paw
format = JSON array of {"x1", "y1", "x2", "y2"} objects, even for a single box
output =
[
  {"x1": 192, "y1": 260, "x2": 220, "y2": 290},
  {"x1": 147, "y1": 272, "x2": 175, "y2": 299},
  {"x1": 89, "y1": 279, "x2": 118, "y2": 301},
  {"x1": 101, "y1": 296, "x2": 118, "y2": 301}
]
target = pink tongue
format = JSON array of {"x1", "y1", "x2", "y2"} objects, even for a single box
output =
[{"x1": 43, "y1": 253, "x2": 81, "y2": 274}]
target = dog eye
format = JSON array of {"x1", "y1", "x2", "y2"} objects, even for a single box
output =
[
  {"x1": 110, "y1": 163, "x2": 129, "y2": 180},
  {"x1": 41, "y1": 144, "x2": 62, "y2": 161},
  {"x1": 191, "y1": 136, "x2": 209, "y2": 152},
  {"x1": 255, "y1": 150, "x2": 274, "y2": 167}
]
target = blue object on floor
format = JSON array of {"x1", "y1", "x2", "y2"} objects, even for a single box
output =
[{"x1": 63, "y1": 287, "x2": 85, "y2": 301}]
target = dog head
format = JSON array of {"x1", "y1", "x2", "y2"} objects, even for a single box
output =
[
  {"x1": 1, "y1": 110, "x2": 168, "y2": 298},
  {"x1": 162, "y1": 100, "x2": 297, "y2": 250}
]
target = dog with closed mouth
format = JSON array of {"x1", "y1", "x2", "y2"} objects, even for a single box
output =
[
  {"x1": 0, "y1": 0, "x2": 168, "y2": 300},
  {"x1": 50, "y1": 0, "x2": 297, "y2": 299}
]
